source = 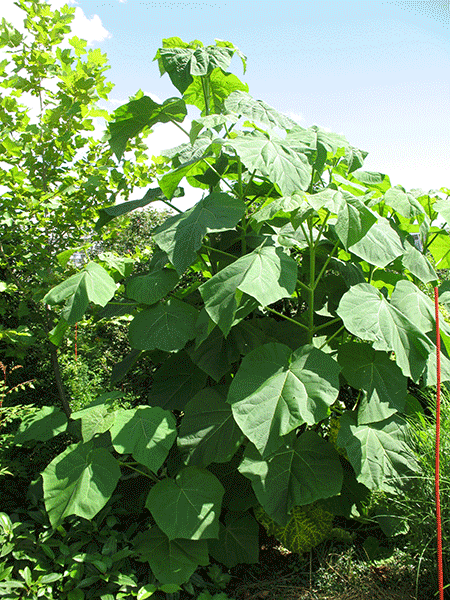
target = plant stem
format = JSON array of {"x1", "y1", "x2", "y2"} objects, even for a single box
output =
[
  {"x1": 312, "y1": 239, "x2": 340, "y2": 291},
  {"x1": 314, "y1": 316, "x2": 342, "y2": 332},
  {"x1": 118, "y1": 461, "x2": 160, "y2": 482},
  {"x1": 201, "y1": 159, "x2": 234, "y2": 192},
  {"x1": 308, "y1": 217, "x2": 315, "y2": 343},
  {"x1": 202, "y1": 244, "x2": 237, "y2": 260},
  {"x1": 318, "y1": 325, "x2": 345, "y2": 350},
  {"x1": 265, "y1": 307, "x2": 310, "y2": 332},
  {"x1": 160, "y1": 198, "x2": 183, "y2": 214},
  {"x1": 169, "y1": 119, "x2": 190, "y2": 138}
]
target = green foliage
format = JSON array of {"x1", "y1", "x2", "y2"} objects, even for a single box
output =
[
  {"x1": 19, "y1": 33, "x2": 450, "y2": 589},
  {"x1": 254, "y1": 502, "x2": 334, "y2": 555},
  {"x1": 374, "y1": 388, "x2": 450, "y2": 589}
]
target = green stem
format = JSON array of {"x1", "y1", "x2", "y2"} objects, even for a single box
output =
[
  {"x1": 201, "y1": 76, "x2": 210, "y2": 116},
  {"x1": 312, "y1": 239, "x2": 340, "y2": 291},
  {"x1": 308, "y1": 217, "x2": 315, "y2": 343},
  {"x1": 169, "y1": 118, "x2": 190, "y2": 138},
  {"x1": 318, "y1": 325, "x2": 345, "y2": 350},
  {"x1": 313, "y1": 210, "x2": 331, "y2": 250},
  {"x1": 242, "y1": 170, "x2": 258, "y2": 200},
  {"x1": 296, "y1": 278, "x2": 310, "y2": 294},
  {"x1": 265, "y1": 307, "x2": 310, "y2": 332},
  {"x1": 160, "y1": 199, "x2": 183, "y2": 214},
  {"x1": 118, "y1": 461, "x2": 160, "y2": 482},
  {"x1": 202, "y1": 244, "x2": 237, "y2": 260},
  {"x1": 201, "y1": 159, "x2": 234, "y2": 192},
  {"x1": 314, "y1": 316, "x2": 342, "y2": 332}
]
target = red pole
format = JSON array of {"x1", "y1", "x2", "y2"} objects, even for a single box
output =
[
  {"x1": 434, "y1": 286, "x2": 444, "y2": 600},
  {"x1": 75, "y1": 322, "x2": 78, "y2": 363}
]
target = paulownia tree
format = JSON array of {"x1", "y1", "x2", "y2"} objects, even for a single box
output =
[{"x1": 16, "y1": 35, "x2": 450, "y2": 585}]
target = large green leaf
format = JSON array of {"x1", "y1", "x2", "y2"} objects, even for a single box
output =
[
  {"x1": 186, "y1": 324, "x2": 241, "y2": 381},
  {"x1": 337, "y1": 342, "x2": 407, "y2": 425},
  {"x1": 199, "y1": 245, "x2": 297, "y2": 336},
  {"x1": 337, "y1": 283, "x2": 433, "y2": 382},
  {"x1": 337, "y1": 412, "x2": 417, "y2": 492},
  {"x1": 239, "y1": 431, "x2": 343, "y2": 526},
  {"x1": 129, "y1": 298, "x2": 198, "y2": 352},
  {"x1": 400, "y1": 235, "x2": 437, "y2": 284},
  {"x1": 155, "y1": 43, "x2": 236, "y2": 94},
  {"x1": 225, "y1": 130, "x2": 312, "y2": 195},
  {"x1": 391, "y1": 280, "x2": 450, "y2": 337},
  {"x1": 14, "y1": 406, "x2": 68, "y2": 444},
  {"x1": 110, "y1": 406, "x2": 176, "y2": 473},
  {"x1": 227, "y1": 343, "x2": 340, "y2": 458},
  {"x1": 70, "y1": 404, "x2": 115, "y2": 442},
  {"x1": 208, "y1": 511, "x2": 259, "y2": 568},
  {"x1": 382, "y1": 186, "x2": 425, "y2": 219},
  {"x1": 43, "y1": 262, "x2": 116, "y2": 325},
  {"x1": 126, "y1": 268, "x2": 180, "y2": 305},
  {"x1": 249, "y1": 192, "x2": 313, "y2": 232},
  {"x1": 286, "y1": 125, "x2": 349, "y2": 173},
  {"x1": 183, "y1": 68, "x2": 249, "y2": 115},
  {"x1": 224, "y1": 91, "x2": 297, "y2": 131},
  {"x1": 334, "y1": 195, "x2": 377, "y2": 250},
  {"x1": 108, "y1": 96, "x2": 187, "y2": 160},
  {"x1": 348, "y1": 217, "x2": 404, "y2": 268},
  {"x1": 42, "y1": 440, "x2": 121, "y2": 529},
  {"x1": 428, "y1": 230, "x2": 450, "y2": 269},
  {"x1": 177, "y1": 387, "x2": 245, "y2": 467},
  {"x1": 145, "y1": 466, "x2": 224, "y2": 540},
  {"x1": 153, "y1": 192, "x2": 245, "y2": 275},
  {"x1": 149, "y1": 351, "x2": 208, "y2": 410},
  {"x1": 133, "y1": 527, "x2": 209, "y2": 585},
  {"x1": 94, "y1": 187, "x2": 183, "y2": 231}
]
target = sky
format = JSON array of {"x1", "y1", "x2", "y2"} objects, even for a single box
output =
[{"x1": 2, "y1": 0, "x2": 450, "y2": 211}]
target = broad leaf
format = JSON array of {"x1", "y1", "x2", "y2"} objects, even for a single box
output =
[
  {"x1": 109, "y1": 96, "x2": 187, "y2": 160},
  {"x1": 224, "y1": 91, "x2": 297, "y2": 131},
  {"x1": 390, "y1": 279, "x2": 450, "y2": 336},
  {"x1": 337, "y1": 342, "x2": 407, "y2": 425},
  {"x1": 199, "y1": 245, "x2": 297, "y2": 336},
  {"x1": 110, "y1": 406, "x2": 176, "y2": 473},
  {"x1": 337, "y1": 283, "x2": 433, "y2": 382},
  {"x1": 71, "y1": 404, "x2": 115, "y2": 442},
  {"x1": 126, "y1": 268, "x2": 180, "y2": 305},
  {"x1": 286, "y1": 125, "x2": 349, "y2": 173},
  {"x1": 186, "y1": 325, "x2": 241, "y2": 381},
  {"x1": 43, "y1": 262, "x2": 116, "y2": 325},
  {"x1": 239, "y1": 431, "x2": 343, "y2": 526},
  {"x1": 226, "y1": 130, "x2": 312, "y2": 195},
  {"x1": 249, "y1": 192, "x2": 312, "y2": 231},
  {"x1": 334, "y1": 195, "x2": 377, "y2": 250},
  {"x1": 228, "y1": 343, "x2": 340, "y2": 458},
  {"x1": 129, "y1": 298, "x2": 198, "y2": 352},
  {"x1": 208, "y1": 511, "x2": 259, "y2": 568},
  {"x1": 42, "y1": 440, "x2": 121, "y2": 529},
  {"x1": 155, "y1": 44, "x2": 236, "y2": 94},
  {"x1": 428, "y1": 230, "x2": 450, "y2": 269},
  {"x1": 149, "y1": 351, "x2": 208, "y2": 410},
  {"x1": 133, "y1": 527, "x2": 209, "y2": 585},
  {"x1": 95, "y1": 188, "x2": 183, "y2": 230},
  {"x1": 14, "y1": 406, "x2": 67, "y2": 444},
  {"x1": 145, "y1": 466, "x2": 224, "y2": 540},
  {"x1": 153, "y1": 192, "x2": 245, "y2": 275},
  {"x1": 382, "y1": 186, "x2": 425, "y2": 219},
  {"x1": 348, "y1": 217, "x2": 404, "y2": 268},
  {"x1": 183, "y1": 68, "x2": 249, "y2": 115},
  {"x1": 178, "y1": 387, "x2": 245, "y2": 466},
  {"x1": 337, "y1": 412, "x2": 417, "y2": 492}
]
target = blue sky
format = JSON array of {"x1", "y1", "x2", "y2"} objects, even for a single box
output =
[{"x1": 3, "y1": 0, "x2": 450, "y2": 209}]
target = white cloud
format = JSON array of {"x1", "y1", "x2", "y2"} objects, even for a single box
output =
[
  {"x1": 287, "y1": 112, "x2": 304, "y2": 125},
  {"x1": 1, "y1": 0, "x2": 111, "y2": 46}
]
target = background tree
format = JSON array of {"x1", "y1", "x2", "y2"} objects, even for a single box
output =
[{"x1": 0, "y1": 0, "x2": 160, "y2": 414}]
